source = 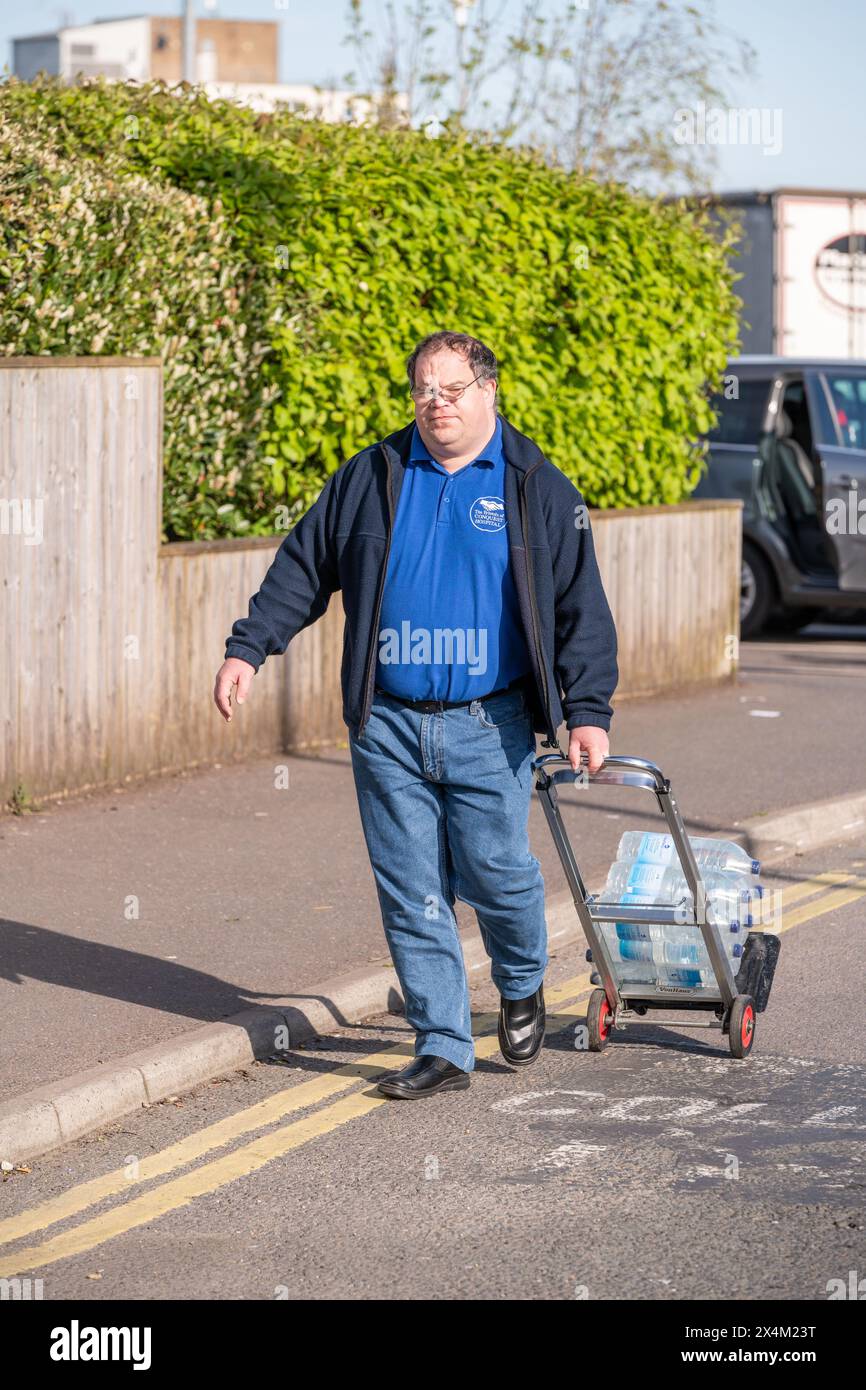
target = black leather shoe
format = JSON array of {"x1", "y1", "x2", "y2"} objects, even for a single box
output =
[
  {"x1": 376, "y1": 1054, "x2": 470, "y2": 1099},
  {"x1": 498, "y1": 984, "x2": 545, "y2": 1066}
]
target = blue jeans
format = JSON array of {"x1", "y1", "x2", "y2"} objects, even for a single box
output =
[{"x1": 348, "y1": 682, "x2": 548, "y2": 1073}]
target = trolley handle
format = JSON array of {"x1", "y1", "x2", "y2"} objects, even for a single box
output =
[
  {"x1": 533, "y1": 750, "x2": 706, "y2": 905},
  {"x1": 532, "y1": 752, "x2": 670, "y2": 794}
]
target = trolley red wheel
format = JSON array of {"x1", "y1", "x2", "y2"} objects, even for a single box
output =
[
  {"x1": 728, "y1": 994, "x2": 756, "y2": 1059},
  {"x1": 587, "y1": 988, "x2": 613, "y2": 1052}
]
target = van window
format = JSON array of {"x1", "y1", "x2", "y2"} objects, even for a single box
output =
[
  {"x1": 779, "y1": 380, "x2": 814, "y2": 456},
  {"x1": 706, "y1": 380, "x2": 770, "y2": 444},
  {"x1": 821, "y1": 373, "x2": 866, "y2": 452}
]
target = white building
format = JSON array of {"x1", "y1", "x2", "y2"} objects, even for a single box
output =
[
  {"x1": 11, "y1": 15, "x2": 404, "y2": 123},
  {"x1": 14, "y1": 17, "x2": 154, "y2": 83}
]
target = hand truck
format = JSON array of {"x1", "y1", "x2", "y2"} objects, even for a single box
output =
[{"x1": 533, "y1": 753, "x2": 781, "y2": 1059}]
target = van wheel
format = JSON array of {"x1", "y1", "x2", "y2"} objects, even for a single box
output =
[{"x1": 741, "y1": 542, "x2": 775, "y2": 639}]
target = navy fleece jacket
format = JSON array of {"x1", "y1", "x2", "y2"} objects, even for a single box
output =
[{"x1": 225, "y1": 412, "x2": 619, "y2": 747}]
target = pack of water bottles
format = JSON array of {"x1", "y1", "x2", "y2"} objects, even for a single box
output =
[{"x1": 598, "y1": 831, "x2": 764, "y2": 990}]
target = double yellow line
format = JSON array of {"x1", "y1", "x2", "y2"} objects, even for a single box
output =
[
  {"x1": 770, "y1": 870, "x2": 866, "y2": 930},
  {"x1": 1, "y1": 867, "x2": 863, "y2": 1277}
]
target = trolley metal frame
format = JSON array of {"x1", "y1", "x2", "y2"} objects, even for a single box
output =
[{"x1": 533, "y1": 752, "x2": 779, "y2": 1048}]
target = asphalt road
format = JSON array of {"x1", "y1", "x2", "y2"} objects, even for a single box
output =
[
  {"x1": 2, "y1": 837, "x2": 864, "y2": 1303},
  {"x1": 2, "y1": 621, "x2": 865, "y2": 1098}
]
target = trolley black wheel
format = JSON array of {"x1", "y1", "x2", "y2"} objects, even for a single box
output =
[
  {"x1": 587, "y1": 988, "x2": 614, "y2": 1052},
  {"x1": 728, "y1": 994, "x2": 756, "y2": 1059}
]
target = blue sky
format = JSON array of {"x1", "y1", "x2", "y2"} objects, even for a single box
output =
[{"x1": 1, "y1": 0, "x2": 863, "y2": 193}]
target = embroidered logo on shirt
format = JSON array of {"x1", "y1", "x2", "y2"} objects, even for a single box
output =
[{"x1": 469, "y1": 496, "x2": 506, "y2": 532}]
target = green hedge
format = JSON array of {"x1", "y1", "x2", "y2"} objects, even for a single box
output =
[
  {"x1": 0, "y1": 90, "x2": 276, "y2": 538},
  {"x1": 0, "y1": 77, "x2": 741, "y2": 539}
]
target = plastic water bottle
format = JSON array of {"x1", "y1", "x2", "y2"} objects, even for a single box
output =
[
  {"x1": 599, "y1": 925, "x2": 742, "y2": 989},
  {"x1": 598, "y1": 880, "x2": 697, "y2": 987},
  {"x1": 612, "y1": 831, "x2": 760, "y2": 877},
  {"x1": 601, "y1": 859, "x2": 684, "y2": 901},
  {"x1": 602, "y1": 861, "x2": 758, "y2": 932},
  {"x1": 613, "y1": 930, "x2": 710, "y2": 988},
  {"x1": 599, "y1": 920, "x2": 656, "y2": 984},
  {"x1": 597, "y1": 834, "x2": 762, "y2": 990},
  {"x1": 603, "y1": 836, "x2": 760, "y2": 967}
]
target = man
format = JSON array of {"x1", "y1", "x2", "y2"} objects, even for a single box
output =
[{"x1": 214, "y1": 331, "x2": 618, "y2": 1100}]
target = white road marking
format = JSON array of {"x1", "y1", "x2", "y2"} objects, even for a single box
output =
[
  {"x1": 492, "y1": 1087, "x2": 864, "y2": 1129},
  {"x1": 663, "y1": 1099, "x2": 721, "y2": 1119},
  {"x1": 718, "y1": 1103, "x2": 768, "y2": 1120},
  {"x1": 677, "y1": 1160, "x2": 859, "y2": 1184},
  {"x1": 491, "y1": 1090, "x2": 604, "y2": 1112},
  {"x1": 803, "y1": 1105, "x2": 860, "y2": 1127},
  {"x1": 532, "y1": 1143, "x2": 607, "y2": 1171},
  {"x1": 600, "y1": 1096, "x2": 675, "y2": 1119}
]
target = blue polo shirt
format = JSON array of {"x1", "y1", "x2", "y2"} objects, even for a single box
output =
[{"x1": 374, "y1": 415, "x2": 532, "y2": 702}]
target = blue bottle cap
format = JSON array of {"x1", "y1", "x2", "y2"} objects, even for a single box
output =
[{"x1": 751, "y1": 860, "x2": 761, "y2": 875}]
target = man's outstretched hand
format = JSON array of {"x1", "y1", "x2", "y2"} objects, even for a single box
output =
[
  {"x1": 567, "y1": 724, "x2": 609, "y2": 775},
  {"x1": 214, "y1": 657, "x2": 256, "y2": 722}
]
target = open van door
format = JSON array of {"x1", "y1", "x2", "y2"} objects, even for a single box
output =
[{"x1": 808, "y1": 369, "x2": 866, "y2": 591}]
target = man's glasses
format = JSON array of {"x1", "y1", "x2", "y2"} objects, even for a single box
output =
[{"x1": 409, "y1": 372, "x2": 486, "y2": 404}]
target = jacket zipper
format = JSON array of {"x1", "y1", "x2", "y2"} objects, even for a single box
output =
[
  {"x1": 359, "y1": 447, "x2": 395, "y2": 733},
  {"x1": 360, "y1": 448, "x2": 555, "y2": 745},
  {"x1": 519, "y1": 460, "x2": 558, "y2": 748}
]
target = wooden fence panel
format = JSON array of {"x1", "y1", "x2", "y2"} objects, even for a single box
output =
[{"x1": 0, "y1": 359, "x2": 162, "y2": 797}]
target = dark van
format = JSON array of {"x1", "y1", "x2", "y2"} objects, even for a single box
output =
[{"x1": 694, "y1": 356, "x2": 866, "y2": 636}]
